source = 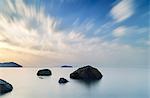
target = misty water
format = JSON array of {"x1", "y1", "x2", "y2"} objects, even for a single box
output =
[{"x1": 0, "y1": 67, "x2": 149, "y2": 98}]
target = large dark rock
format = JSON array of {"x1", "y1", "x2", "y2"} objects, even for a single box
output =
[
  {"x1": 70, "y1": 65, "x2": 103, "y2": 80},
  {"x1": 0, "y1": 79, "x2": 13, "y2": 95},
  {"x1": 37, "y1": 69, "x2": 52, "y2": 76},
  {"x1": 0, "y1": 62, "x2": 22, "y2": 67},
  {"x1": 58, "y1": 78, "x2": 69, "y2": 84}
]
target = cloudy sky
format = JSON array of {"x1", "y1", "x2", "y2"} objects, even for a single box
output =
[{"x1": 0, "y1": 0, "x2": 149, "y2": 67}]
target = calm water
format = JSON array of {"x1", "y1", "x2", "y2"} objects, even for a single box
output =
[{"x1": 0, "y1": 67, "x2": 149, "y2": 98}]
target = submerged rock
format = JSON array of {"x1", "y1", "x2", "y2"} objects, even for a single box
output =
[
  {"x1": 0, "y1": 79, "x2": 13, "y2": 95},
  {"x1": 37, "y1": 69, "x2": 52, "y2": 76},
  {"x1": 0, "y1": 62, "x2": 22, "y2": 67},
  {"x1": 58, "y1": 78, "x2": 69, "y2": 84},
  {"x1": 70, "y1": 65, "x2": 103, "y2": 81}
]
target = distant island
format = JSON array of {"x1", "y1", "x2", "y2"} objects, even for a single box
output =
[
  {"x1": 61, "y1": 65, "x2": 73, "y2": 68},
  {"x1": 0, "y1": 62, "x2": 22, "y2": 67}
]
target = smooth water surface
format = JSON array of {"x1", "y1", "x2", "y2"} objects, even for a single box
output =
[{"x1": 0, "y1": 67, "x2": 149, "y2": 98}]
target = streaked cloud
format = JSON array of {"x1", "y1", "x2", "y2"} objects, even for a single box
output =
[
  {"x1": 113, "y1": 26, "x2": 127, "y2": 37},
  {"x1": 0, "y1": 0, "x2": 148, "y2": 67},
  {"x1": 110, "y1": 0, "x2": 134, "y2": 22},
  {"x1": 113, "y1": 26, "x2": 148, "y2": 38},
  {"x1": 0, "y1": 0, "x2": 60, "y2": 51}
]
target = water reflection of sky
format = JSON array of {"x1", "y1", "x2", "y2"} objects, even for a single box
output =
[{"x1": 0, "y1": 67, "x2": 148, "y2": 98}]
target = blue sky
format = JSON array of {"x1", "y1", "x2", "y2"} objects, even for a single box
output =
[
  {"x1": 25, "y1": 0, "x2": 149, "y2": 47},
  {"x1": 0, "y1": 0, "x2": 149, "y2": 67}
]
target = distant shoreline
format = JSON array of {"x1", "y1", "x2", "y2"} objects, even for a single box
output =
[{"x1": 0, "y1": 62, "x2": 22, "y2": 67}]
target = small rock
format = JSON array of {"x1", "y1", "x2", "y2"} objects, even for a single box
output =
[
  {"x1": 0, "y1": 79, "x2": 13, "y2": 95},
  {"x1": 37, "y1": 69, "x2": 52, "y2": 76},
  {"x1": 58, "y1": 78, "x2": 69, "y2": 84}
]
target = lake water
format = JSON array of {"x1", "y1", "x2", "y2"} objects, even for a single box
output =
[{"x1": 0, "y1": 67, "x2": 149, "y2": 98}]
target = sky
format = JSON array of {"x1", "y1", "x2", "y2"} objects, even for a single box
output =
[{"x1": 0, "y1": 0, "x2": 149, "y2": 67}]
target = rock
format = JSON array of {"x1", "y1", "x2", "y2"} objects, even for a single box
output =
[
  {"x1": 58, "y1": 78, "x2": 69, "y2": 84},
  {"x1": 0, "y1": 79, "x2": 13, "y2": 95},
  {"x1": 37, "y1": 69, "x2": 52, "y2": 76},
  {"x1": 0, "y1": 62, "x2": 22, "y2": 67},
  {"x1": 61, "y1": 65, "x2": 72, "y2": 68},
  {"x1": 70, "y1": 65, "x2": 103, "y2": 80}
]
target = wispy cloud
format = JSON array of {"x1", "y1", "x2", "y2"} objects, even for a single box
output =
[
  {"x1": 113, "y1": 26, "x2": 148, "y2": 37},
  {"x1": 0, "y1": 0, "x2": 60, "y2": 50},
  {"x1": 113, "y1": 26, "x2": 127, "y2": 37},
  {"x1": 0, "y1": 0, "x2": 148, "y2": 67},
  {"x1": 110, "y1": 0, "x2": 134, "y2": 22}
]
